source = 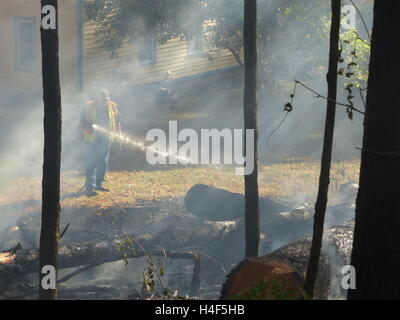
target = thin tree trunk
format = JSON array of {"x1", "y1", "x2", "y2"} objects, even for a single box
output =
[
  {"x1": 243, "y1": 0, "x2": 260, "y2": 258},
  {"x1": 39, "y1": 0, "x2": 62, "y2": 300},
  {"x1": 228, "y1": 48, "x2": 243, "y2": 66},
  {"x1": 304, "y1": 0, "x2": 341, "y2": 297},
  {"x1": 348, "y1": 1, "x2": 400, "y2": 300}
]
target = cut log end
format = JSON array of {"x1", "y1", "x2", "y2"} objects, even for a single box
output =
[
  {"x1": 0, "y1": 252, "x2": 16, "y2": 265},
  {"x1": 220, "y1": 258, "x2": 306, "y2": 300}
]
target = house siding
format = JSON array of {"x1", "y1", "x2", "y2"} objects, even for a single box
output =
[{"x1": 83, "y1": 22, "x2": 240, "y2": 89}]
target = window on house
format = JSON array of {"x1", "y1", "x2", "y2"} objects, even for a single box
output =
[
  {"x1": 187, "y1": 33, "x2": 204, "y2": 56},
  {"x1": 15, "y1": 17, "x2": 36, "y2": 71},
  {"x1": 138, "y1": 37, "x2": 157, "y2": 65}
]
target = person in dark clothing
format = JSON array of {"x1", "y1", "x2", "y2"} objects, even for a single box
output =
[{"x1": 81, "y1": 89, "x2": 121, "y2": 197}]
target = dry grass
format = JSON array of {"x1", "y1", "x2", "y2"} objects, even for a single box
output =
[
  {"x1": 260, "y1": 160, "x2": 360, "y2": 199},
  {"x1": 0, "y1": 160, "x2": 360, "y2": 217}
]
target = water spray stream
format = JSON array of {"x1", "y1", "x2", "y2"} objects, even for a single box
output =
[{"x1": 92, "y1": 124, "x2": 191, "y2": 163}]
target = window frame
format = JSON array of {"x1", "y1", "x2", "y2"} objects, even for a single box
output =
[
  {"x1": 187, "y1": 33, "x2": 204, "y2": 57},
  {"x1": 14, "y1": 16, "x2": 37, "y2": 72},
  {"x1": 138, "y1": 37, "x2": 157, "y2": 66}
]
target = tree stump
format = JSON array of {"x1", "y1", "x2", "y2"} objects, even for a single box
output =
[{"x1": 220, "y1": 258, "x2": 305, "y2": 300}]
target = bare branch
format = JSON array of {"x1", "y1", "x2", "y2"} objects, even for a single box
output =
[{"x1": 295, "y1": 80, "x2": 365, "y2": 115}]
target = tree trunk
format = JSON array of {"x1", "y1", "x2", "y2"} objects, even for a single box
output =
[
  {"x1": 304, "y1": 0, "x2": 341, "y2": 297},
  {"x1": 39, "y1": 0, "x2": 62, "y2": 300},
  {"x1": 243, "y1": 0, "x2": 260, "y2": 258},
  {"x1": 348, "y1": 1, "x2": 400, "y2": 300}
]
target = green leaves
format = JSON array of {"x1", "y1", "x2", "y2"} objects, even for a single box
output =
[
  {"x1": 345, "y1": 83, "x2": 355, "y2": 120},
  {"x1": 116, "y1": 234, "x2": 137, "y2": 266},
  {"x1": 143, "y1": 258, "x2": 157, "y2": 292}
]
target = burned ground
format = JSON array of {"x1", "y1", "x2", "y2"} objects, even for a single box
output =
[{"x1": 0, "y1": 161, "x2": 358, "y2": 299}]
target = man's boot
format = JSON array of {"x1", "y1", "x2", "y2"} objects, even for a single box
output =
[
  {"x1": 95, "y1": 185, "x2": 109, "y2": 192},
  {"x1": 86, "y1": 189, "x2": 97, "y2": 197}
]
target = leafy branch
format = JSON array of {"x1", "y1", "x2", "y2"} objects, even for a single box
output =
[{"x1": 117, "y1": 230, "x2": 165, "y2": 294}]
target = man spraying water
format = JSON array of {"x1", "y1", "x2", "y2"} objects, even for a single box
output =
[{"x1": 80, "y1": 89, "x2": 121, "y2": 197}]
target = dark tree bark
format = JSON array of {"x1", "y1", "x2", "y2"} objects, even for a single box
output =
[
  {"x1": 39, "y1": 0, "x2": 62, "y2": 300},
  {"x1": 348, "y1": 1, "x2": 400, "y2": 300},
  {"x1": 243, "y1": 0, "x2": 260, "y2": 258},
  {"x1": 304, "y1": 0, "x2": 341, "y2": 297}
]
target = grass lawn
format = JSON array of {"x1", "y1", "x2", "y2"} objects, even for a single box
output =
[{"x1": 0, "y1": 160, "x2": 360, "y2": 218}]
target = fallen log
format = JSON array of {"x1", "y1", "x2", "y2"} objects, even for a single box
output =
[
  {"x1": 0, "y1": 229, "x2": 208, "y2": 298},
  {"x1": 0, "y1": 240, "x2": 200, "y2": 276},
  {"x1": 2, "y1": 248, "x2": 201, "y2": 300},
  {"x1": 0, "y1": 218, "x2": 239, "y2": 277},
  {"x1": 184, "y1": 184, "x2": 290, "y2": 221}
]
